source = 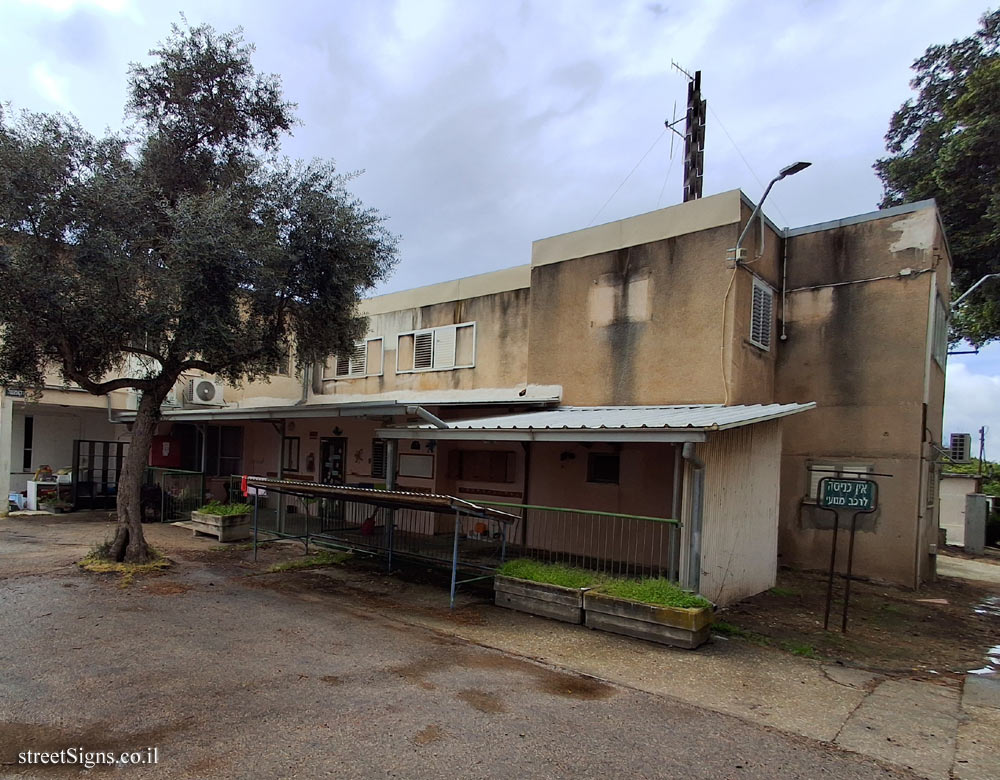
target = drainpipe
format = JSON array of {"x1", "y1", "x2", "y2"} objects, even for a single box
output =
[
  {"x1": 405, "y1": 405, "x2": 448, "y2": 429},
  {"x1": 682, "y1": 442, "x2": 705, "y2": 594}
]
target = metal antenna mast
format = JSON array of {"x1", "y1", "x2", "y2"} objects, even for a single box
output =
[{"x1": 667, "y1": 63, "x2": 706, "y2": 202}]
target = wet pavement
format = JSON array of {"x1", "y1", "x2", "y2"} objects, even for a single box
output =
[{"x1": 1, "y1": 516, "x2": 998, "y2": 778}]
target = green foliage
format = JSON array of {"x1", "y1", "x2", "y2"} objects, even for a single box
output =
[
  {"x1": 875, "y1": 10, "x2": 1000, "y2": 345},
  {"x1": 0, "y1": 21, "x2": 398, "y2": 397},
  {"x1": 196, "y1": 501, "x2": 253, "y2": 516},
  {"x1": 942, "y1": 458, "x2": 1000, "y2": 496},
  {"x1": 497, "y1": 559, "x2": 601, "y2": 589},
  {"x1": 597, "y1": 577, "x2": 712, "y2": 609}
]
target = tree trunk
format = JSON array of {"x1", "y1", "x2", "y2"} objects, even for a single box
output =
[{"x1": 107, "y1": 389, "x2": 162, "y2": 563}]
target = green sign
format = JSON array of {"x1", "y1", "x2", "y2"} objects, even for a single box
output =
[{"x1": 819, "y1": 478, "x2": 877, "y2": 512}]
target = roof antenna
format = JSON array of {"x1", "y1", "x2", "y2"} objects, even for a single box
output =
[{"x1": 667, "y1": 62, "x2": 706, "y2": 202}]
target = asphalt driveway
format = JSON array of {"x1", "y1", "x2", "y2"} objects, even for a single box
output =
[{"x1": 1, "y1": 517, "x2": 916, "y2": 779}]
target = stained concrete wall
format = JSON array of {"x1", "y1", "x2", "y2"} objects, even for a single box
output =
[
  {"x1": 526, "y1": 190, "x2": 782, "y2": 406},
  {"x1": 775, "y1": 204, "x2": 950, "y2": 587}
]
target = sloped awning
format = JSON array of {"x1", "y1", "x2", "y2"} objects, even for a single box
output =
[{"x1": 376, "y1": 403, "x2": 816, "y2": 443}]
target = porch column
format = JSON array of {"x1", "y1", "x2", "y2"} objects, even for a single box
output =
[{"x1": 0, "y1": 391, "x2": 13, "y2": 516}]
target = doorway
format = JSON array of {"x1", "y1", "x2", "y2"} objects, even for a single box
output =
[{"x1": 318, "y1": 437, "x2": 347, "y2": 530}]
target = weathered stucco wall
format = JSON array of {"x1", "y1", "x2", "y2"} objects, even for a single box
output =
[
  {"x1": 775, "y1": 205, "x2": 951, "y2": 587},
  {"x1": 317, "y1": 286, "x2": 531, "y2": 399}
]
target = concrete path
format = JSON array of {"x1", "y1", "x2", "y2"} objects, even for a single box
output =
[{"x1": 937, "y1": 554, "x2": 1000, "y2": 586}]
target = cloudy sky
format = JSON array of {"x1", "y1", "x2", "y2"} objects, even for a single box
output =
[{"x1": 2, "y1": 0, "x2": 997, "y2": 456}]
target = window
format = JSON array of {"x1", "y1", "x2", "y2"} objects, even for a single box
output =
[
  {"x1": 750, "y1": 277, "x2": 774, "y2": 350},
  {"x1": 398, "y1": 453, "x2": 433, "y2": 479},
  {"x1": 932, "y1": 296, "x2": 948, "y2": 368},
  {"x1": 328, "y1": 338, "x2": 383, "y2": 379},
  {"x1": 22, "y1": 416, "x2": 33, "y2": 470},
  {"x1": 397, "y1": 323, "x2": 476, "y2": 373},
  {"x1": 447, "y1": 450, "x2": 515, "y2": 483},
  {"x1": 927, "y1": 463, "x2": 938, "y2": 508},
  {"x1": 587, "y1": 453, "x2": 620, "y2": 484},
  {"x1": 371, "y1": 439, "x2": 387, "y2": 480},
  {"x1": 275, "y1": 343, "x2": 292, "y2": 376},
  {"x1": 205, "y1": 425, "x2": 244, "y2": 477},
  {"x1": 807, "y1": 462, "x2": 873, "y2": 500},
  {"x1": 282, "y1": 437, "x2": 300, "y2": 472}
]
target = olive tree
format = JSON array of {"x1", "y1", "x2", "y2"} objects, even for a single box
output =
[{"x1": 0, "y1": 24, "x2": 397, "y2": 562}]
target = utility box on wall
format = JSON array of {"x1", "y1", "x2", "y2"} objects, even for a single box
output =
[
  {"x1": 965, "y1": 493, "x2": 987, "y2": 556},
  {"x1": 149, "y1": 436, "x2": 182, "y2": 469}
]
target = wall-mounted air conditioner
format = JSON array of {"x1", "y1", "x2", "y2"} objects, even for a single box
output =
[
  {"x1": 186, "y1": 378, "x2": 226, "y2": 406},
  {"x1": 949, "y1": 433, "x2": 973, "y2": 464},
  {"x1": 126, "y1": 388, "x2": 180, "y2": 410}
]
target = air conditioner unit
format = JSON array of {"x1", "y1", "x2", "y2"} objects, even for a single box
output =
[
  {"x1": 186, "y1": 378, "x2": 226, "y2": 406},
  {"x1": 126, "y1": 388, "x2": 180, "y2": 410},
  {"x1": 949, "y1": 433, "x2": 973, "y2": 464}
]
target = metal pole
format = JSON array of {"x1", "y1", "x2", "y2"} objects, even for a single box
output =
[
  {"x1": 385, "y1": 438, "x2": 397, "y2": 573},
  {"x1": 823, "y1": 510, "x2": 840, "y2": 630},
  {"x1": 450, "y1": 510, "x2": 461, "y2": 609},
  {"x1": 253, "y1": 489, "x2": 259, "y2": 562},
  {"x1": 841, "y1": 512, "x2": 860, "y2": 633}
]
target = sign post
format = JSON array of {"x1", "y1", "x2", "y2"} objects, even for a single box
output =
[{"x1": 818, "y1": 477, "x2": 878, "y2": 632}]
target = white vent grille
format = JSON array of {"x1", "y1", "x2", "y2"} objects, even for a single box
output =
[{"x1": 750, "y1": 278, "x2": 773, "y2": 350}]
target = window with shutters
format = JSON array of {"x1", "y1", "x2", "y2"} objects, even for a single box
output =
[
  {"x1": 326, "y1": 338, "x2": 383, "y2": 379},
  {"x1": 806, "y1": 462, "x2": 873, "y2": 500},
  {"x1": 447, "y1": 450, "x2": 515, "y2": 483},
  {"x1": 371, "y1": 439, "x2": 387, "y2": 480},
  {"x1": 749, "y1": 277, "x2": 774, "y2": 350},
  {"x1": 396, "y1": 323, "x2": 476, "y2": 373}
]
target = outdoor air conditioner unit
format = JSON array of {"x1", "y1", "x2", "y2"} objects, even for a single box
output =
[
  {"x1": 949, "y1": 433, "x2": 973, "y2": 464},
  {"x1": 126, "y1": 388, "x2": 180, "y2": 410},
  {"x1": 186, "y1": 378, "x2": 226, "y2": 406}
]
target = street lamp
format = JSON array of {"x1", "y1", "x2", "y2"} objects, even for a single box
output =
[{"x1": 727, "y1": 161, "x2": 811, "y2": 265}]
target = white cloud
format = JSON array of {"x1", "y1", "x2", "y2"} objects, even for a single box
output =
[
  {"x1": 16, "y1": 0, "x2": 131, "y2": 13},
  {"x1": 29, "y1": 61, "x2": 72, "y2": 109},
  {"x1": 944, "y1": 362, "x2": 1000, "y2": 461}
]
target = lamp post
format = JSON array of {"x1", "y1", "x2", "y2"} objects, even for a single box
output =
[{"x1": 727, "y1": 161, "x2": 811, "y2": 266}]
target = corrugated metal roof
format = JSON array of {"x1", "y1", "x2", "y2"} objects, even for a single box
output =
[{"x1": 402, "y1": 403, "x2": 815, "y2": 433}]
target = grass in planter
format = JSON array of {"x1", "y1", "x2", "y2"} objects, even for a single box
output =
[
  {"x1": 196, "y1": 501, "x2": 253, "y2": 516},
  {"x1": 597, "y1": 577, "x2": 712, "y2": 609},
  {"x1": 497, "y1": 559, "x2": 601, "y2": 589}
]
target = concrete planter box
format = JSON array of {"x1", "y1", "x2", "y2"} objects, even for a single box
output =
[
  {"x1": 584, "y1": 591, "x2": 713, "y2": 649},
  {"x1": 494, "y1": 575, "x2": 591, "y2": 624},
  {"x1": 189, "y1": 510, "x2": 252, "y2": 542}
]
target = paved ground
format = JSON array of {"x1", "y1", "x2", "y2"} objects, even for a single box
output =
[{"x1": 1, "y1": 516, "x2": 998, "y2": 779}]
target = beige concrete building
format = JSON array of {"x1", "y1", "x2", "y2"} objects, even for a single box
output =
[{"x1": 3, "y1": 189, "x2": 952, "y2": 601}]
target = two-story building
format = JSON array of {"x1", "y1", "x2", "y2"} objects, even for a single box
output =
[{"x1": 2, "y1": 188, "x2": 951, "y2": 603}]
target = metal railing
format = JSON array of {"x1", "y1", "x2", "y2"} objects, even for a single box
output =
[
  {"x1": 228, "y1": 476, "x2": 682, "y2": 588},
  {"x1": 476, "y1": 501, "x2": 681, "y2": 581},
  {"x1": 142, "y1": 467, "x2": 205, "y2": 523}
]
